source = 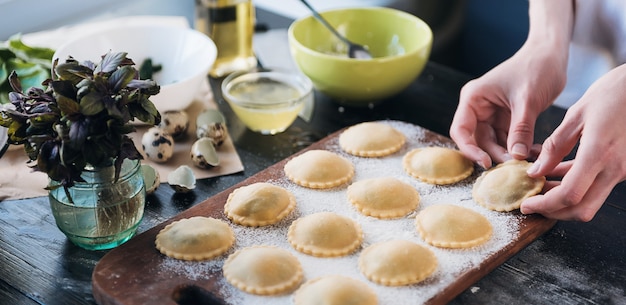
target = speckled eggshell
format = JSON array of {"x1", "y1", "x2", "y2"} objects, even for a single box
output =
[
  {"x1": 141, "y1": 127, "x2": 174, "y2": 162},
  {"x1": 159, "y1": 110, "x2": 189, "y2": 138}
]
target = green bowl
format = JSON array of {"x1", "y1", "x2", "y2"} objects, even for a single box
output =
[{"x1": 288, "y1": 7, "x2": 433, "y2": 106}]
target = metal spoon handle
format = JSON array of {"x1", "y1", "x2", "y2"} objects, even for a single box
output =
[{"x1": 298, "y1": 0, "x2": 350, "y2": 45}]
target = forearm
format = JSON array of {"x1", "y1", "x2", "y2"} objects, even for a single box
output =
[{"x1": 526, "y1": 0, "x2": 575, "y2": 54}]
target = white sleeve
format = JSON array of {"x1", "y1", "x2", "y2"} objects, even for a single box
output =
[
  {"x1": 553, "y1": 0, "x2": 625, "y2": 108},
  {"x1": 572, "y1": 0, "x2": 626, "y2": 64}
]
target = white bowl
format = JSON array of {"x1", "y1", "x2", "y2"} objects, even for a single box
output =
[{"x1": 52, "y1": 24, "x2": 217, "y2": 112}]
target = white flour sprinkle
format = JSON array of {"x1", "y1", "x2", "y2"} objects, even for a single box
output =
[{"x1": 159, "y1": 121, "x2": 521, "y2": 305}]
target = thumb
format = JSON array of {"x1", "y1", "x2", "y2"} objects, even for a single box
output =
[{"x1": 507, "y1": 108, "x2": 537, "y2": 159}]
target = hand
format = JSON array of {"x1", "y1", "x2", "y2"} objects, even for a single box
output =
[
  {"x1": 521, "y1": 64, "x2": 626, "y2": 221},
  {"x1": 450, "y1": 41, "x2": 568, "y2": 168}
]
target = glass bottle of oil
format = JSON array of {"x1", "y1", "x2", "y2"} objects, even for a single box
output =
[{"x1": 195, "y1": 0, "x2": 257, "y2": 78}]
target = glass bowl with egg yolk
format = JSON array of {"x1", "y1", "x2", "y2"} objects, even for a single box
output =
[{"x1": 221, "y1": 68, "x2": 313, "y2": 135}]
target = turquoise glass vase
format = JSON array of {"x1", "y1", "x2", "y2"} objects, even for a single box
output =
[{"x1": 48, "y1": 159, "x2": 145, "y2": 250}]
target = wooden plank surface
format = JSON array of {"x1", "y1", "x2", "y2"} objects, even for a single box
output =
[{"x1": 92, "y1": 122, "x2": 556, "y2": 305}]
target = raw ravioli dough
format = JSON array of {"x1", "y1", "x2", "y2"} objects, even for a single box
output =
[
  {"x1": 225, "y1": 182, "x2": 296, "y2": 226},
  {"x1": 293, "y1": 275, "x2": 378, "y2": 305},
  {"x1": 223, "y1": 246, "x2": 303, "y2": 295},
  {"x1": 284, "y1": 150, "x2": 354, "y2": 189},
  {"x1": 155, "y1": 216, "x2": 234, "y2": 261},
  {"x1": 288, "y1": 212, "x2": 363, "y2": 257},
  {"x1": 403, "y1": 146, "x2": 474, "y2": 185},
  {"x1": 473, "y1": 159, "x2": 545, "y2": 212},
  {"x1": 347, "y1": 177, "x2": 420, "y2": 219},
  {"x1": 339, "y1": 122, "x2": 406, "y2": 157},
  {"x1": 415, "y1": 204, "x2": 492, "y2": 248},
  {"x1": 358, "y1": 240, "x2": 437, "y2": 286}
]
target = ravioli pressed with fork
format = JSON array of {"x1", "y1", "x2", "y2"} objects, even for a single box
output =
[
  {"x1": 339, "y1": 122, "x2": 406, "y2": 157},
  {"x1": 358, "y1": 240, "x2": 437, "y2": 286},
  {"x1": 224, "y1": 182, "x2": 296, "y2": 227},
  {"x1": 223, "y1": 246, "x2": 303, "y2": 295},
  {"x1": 415, "y1": 204, "x2": 492, "y2": 248},
  {"x1": 293, "y1": 275, "x2": 378, "y2": 305},
  {"x1": 403, "y1": 146, "x2": 474, "y2": 185},
  {"x1": 155, "y1": 216, "x2": 234, "y2": 261},
  {"x1": 473, "y1": 159, "x2": 545, "y2": 212},
  {"x1": 288, "y1": 212, "x2": 363, "y2": 257},
  {"x1": 284, "y1": 149, "x2": 354, "y2": 189},
  {"x1": 347, "y1": 177, "x2": 420, "y2": 219}
]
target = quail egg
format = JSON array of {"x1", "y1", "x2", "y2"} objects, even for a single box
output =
[
  {"x1": 190, "y1": 138, "x2": 220, "y2": 169},
  {"x1": 196, "y1": 109, "x2": 228, "y2": 146},
  {"x1": 167, "y1": 165, "x2": 196, "y2": 193},
  {"x1": 159, "y1": 110, "x2": 189, "y2": 138},
  {"x1": 141, "y1": 127, "x2": 174, "y2": 162},
  {"x1": 141, "y1": 164, "x2": 160, "y2": 195}
]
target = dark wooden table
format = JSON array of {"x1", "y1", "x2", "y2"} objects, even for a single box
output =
[
  {"x1": 1, "y1": 59, "x2": 625, "y2": 305},
  {"x1": 2, "y1": 10, "x2": 626, "y2": 301}
]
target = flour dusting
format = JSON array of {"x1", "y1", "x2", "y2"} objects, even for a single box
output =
[{"x1": 158, "y1": 121, "x2": 522, "y2": 305}]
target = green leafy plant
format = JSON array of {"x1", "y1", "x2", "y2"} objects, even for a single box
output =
[
  {"x1": 0, "y1": 35, "x2": 55, "y2": 104},
  {"x1": 0, "y1": 51, "x2": 161, "y2": 190}
]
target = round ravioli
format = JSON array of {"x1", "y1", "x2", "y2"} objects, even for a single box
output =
[
  {"x1": 403, "y1": 146, "x2": 474, "y2": 185},
  {"x1": 293, "y1": 275, "x2": 378, "y2": 305},
  {"x1": 288, "y1": 212, "x2": 363, "y2": 257},
  {"x1": 358, "y1": 240, "x2": 437, "y2": 286},
  {"x1": 225, "y1": 182, "x2": 296, "y2": 227},
  {"x1": 347, "y1": 177, "x2": 420, "y2": 219},
  {"x1": 223, "y1": 246, "x2": 303, "y2": 295},
  {"x1": 339, "y1": 122, "x2": 406, "y2": 157},
  {"x1": 155, "y1": 216, "x2": 234, "y2": 261},
  {"x1": 284, "y1": 150, "x2": 354, "y2": 189},
  {"x1": 415, "y1": 204, "x2": 492, "y2": 248},
  {"x1": 473, "y1": 159, "x2": 546, "y2": 212}
]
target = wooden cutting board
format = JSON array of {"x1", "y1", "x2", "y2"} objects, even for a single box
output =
[{"x1": 92, "y1": 121, "x2": 556, "y2": 305}]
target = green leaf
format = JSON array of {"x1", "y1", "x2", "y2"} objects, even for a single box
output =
[
  {"x1": 0, "y1": 37, "x2": 53, "y2": 104},
  {"x1": 0, "y1": 61, "x2": 8, "y2": 86},
  {"x1": 54, "y1": 62, "x2": 93, "y2": 84},
  {"x1": 7, "y1": 119, "x2": 27, "y2": 143},
  {"x1": 139, "y1": 58, "x2": 162, "y2": 80},
  {"x1": 109, "y1": 66, "x2": 135, "y2": 92},
  {"x1": 56, "y1": 95, "x2": 80, "y2": 116},
  {"x1": 7, "y1": 60, "x2": 49, "y2": 90},
  {"x1": 7, "y1": 34, "x2": 55, "y2": 68},
  {"x1": 36, "y1": 140, "x2": 58, "y2": 173},
  {"x1": 7, "y1": 70, "x2": 22, "y2": 93},
  {"x1": 0, "y1": 49, "x2": 16, "y2": 62},
  {"x1": 128, "y1": 96, "x2": 160, "y2": 125},
  {"x1": 114, "y1": 136, "x2": 142, "y2": 181},
  {"x1": 49, "y1": 80, "x2": 77, "y2": 100},
  {"x1": 68, "y1": 117, "x2": 88, "y2": 148},
  {"x1": 79, "y1": 91, "x2": 105, "y2": 115},
  {"x1": 29, "y1": 113, "x2": 58, "y2": 126},
  {"x1": 96, "y1": 52, "x2": 127, "y2": 73},
  {"x1": 0, "y1": 112, "x2": 12, "y2": 127},
  {"x1": 144, "y1": 97, "x2": 160, "y2": 114}
]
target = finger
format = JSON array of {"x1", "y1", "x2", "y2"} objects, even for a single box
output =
[
  {"x1": 495, "y1": 126, "x2": 508, "y2": 148},
  {"x1": 527, "y1": 113, "x2": 582, "y2": 177},
  {"x1": 521, "y1": 146, "x2": 609, "y2": 218},
  {"x1": 543, "y1": 180, "x2": 560, "y2": 191},
  {"x1": 507, "y1": 100, "x2": 538, "y2": 159},
  {"x1": 460, "y1": 144, "x2": 493, "y2": 170},
  {"x1": 523, "y1": 179, "x2": 611, "y2": 221},
  {"x1": 474, "y1": 123, "x2": 510, "y2": 164},
  {"x1": 547, "y1": 160, "x2": 573, "y2": 178},
  {"x1": 527, "y1": 143, "x2": 542, "y2": 161},
  {"x1": 521, "y1": 168, "x2": 597, "y2": 215},
  {"x1": 450, "y1": 104, "x2": 492, "y2": 169}
]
